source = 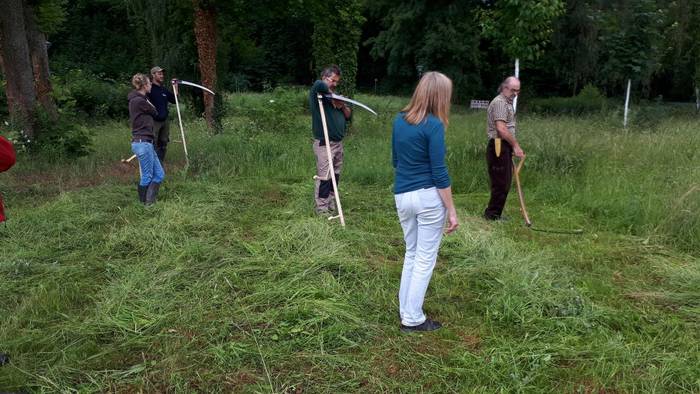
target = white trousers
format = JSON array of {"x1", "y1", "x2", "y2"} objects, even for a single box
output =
[{"x1": 395, "y1": 187, "x2": 446, "y2": 326}]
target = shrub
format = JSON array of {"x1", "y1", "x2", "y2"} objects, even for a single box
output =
[
  {"x1": 53, "y1": 69, "x2": 130, "y2": 119},
  {"x1": 527, "y1": 84, "x2": 608, "y2": 115},
  {"x1": 6, "y1": 109, "x2": 93, "y2": 158}
]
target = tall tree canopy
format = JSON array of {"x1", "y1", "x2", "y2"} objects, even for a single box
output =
[
  {"x1": 3, "y1": 0, "x2": 700, "y2": 126},
  {"x1": 367, "y1": 0, "x2": 483, "y2": 100}
]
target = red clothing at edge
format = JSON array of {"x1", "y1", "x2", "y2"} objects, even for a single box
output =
[{"x1": 0, "y1": 136, "x2": 16, "y2": 222}]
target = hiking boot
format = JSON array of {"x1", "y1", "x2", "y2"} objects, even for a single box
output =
[
  {"x1": 145, "y1": 182, "x2": 160, "y2": 205},
  {"x1": 137, "y1": 185, "x2": 148, "y2": 203},
  {"x1": 400, "y1": 319, "x2": 442, "y2": 333}
]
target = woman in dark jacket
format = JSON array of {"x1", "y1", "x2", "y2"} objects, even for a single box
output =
[{"x1": 128, "y1": 73, "x2": 164, "y2": 204}]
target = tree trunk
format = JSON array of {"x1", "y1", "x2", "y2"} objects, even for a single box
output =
[
  {"x1": 0, "y1": 0, "x2": 38, "y2": 138},
  {"x1": 193, "y1": 1, "x2": 217, "y2": 130},
  {"x1": 23, "y1": 1, "x2": 57, "y2": 117}
]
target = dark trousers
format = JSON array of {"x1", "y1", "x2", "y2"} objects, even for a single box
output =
[
  {"x1": 484, "y1": 139, "x2": 513, "y2": 220},
  {"x1": 153, "y1": 120, "x2": 170, "y2": 162}
]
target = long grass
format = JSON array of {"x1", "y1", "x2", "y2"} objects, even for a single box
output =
[{"x1": 0, "y1": 89, "x2": 698, "y2": 392}]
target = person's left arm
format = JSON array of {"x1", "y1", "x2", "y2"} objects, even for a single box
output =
[
  {"x1": 428, "y1": 124, "x2": 458, "y2": 234},
  {"x1": 391, "y1": 126, "x2": 398, "y2": 169},
  {"x1": 428, "y1": 123, "x2": 450, "y2": 188}
]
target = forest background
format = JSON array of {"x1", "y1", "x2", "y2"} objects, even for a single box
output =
[{"x1": 1, "y1": 0, "x2": 700, "y2": 148}]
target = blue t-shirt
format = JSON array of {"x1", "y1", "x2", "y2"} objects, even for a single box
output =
[{"x1": 392, "y1": 113, "x2": 451, "y2": 194}]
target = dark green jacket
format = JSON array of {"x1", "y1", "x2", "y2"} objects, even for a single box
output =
[{"x1": 309, "y1": 80, "x2": 349, "y2": 142}]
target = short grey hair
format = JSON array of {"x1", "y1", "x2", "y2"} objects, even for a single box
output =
[
  {"x1": 321, "y1": 65, "x2": 341, "y2": 79},
  {"x1": 498, "y1": 76, "x2": 519, "y2": 93}
]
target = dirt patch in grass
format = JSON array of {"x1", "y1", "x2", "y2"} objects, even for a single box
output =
[
  {"x1": 224, "y1": 370, "x2": 259, "y2": 391},
  {"x1": 7, "y1": 160, "x2": 186, "y2": 196},
  {"x1": 457, "y1": 332, "x2": 482, "y2": 352}
]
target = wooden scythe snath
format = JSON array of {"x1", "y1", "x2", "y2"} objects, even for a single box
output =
[
  {"x1": 513, "y1": 156, "x2": 532, "y2": 227},
  {"x1": 316, "y1": 93, "x2": 345, "y2": 227}
]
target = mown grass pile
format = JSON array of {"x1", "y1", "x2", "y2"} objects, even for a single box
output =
[{"x1": 0, "y1": 88, "x2": 698, "y2": 392}]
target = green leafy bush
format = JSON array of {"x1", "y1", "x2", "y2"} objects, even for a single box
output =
[
  {"x1": 625, "y1": 102, "x2": 696, "y2": 129},
  {"x1": 53, "y1": 69, "x2": 130, "y2": 119},
  {"x1": 6, "y1": 109, "x2": 93, "y2": 158},
  {"x1": 527, "y1": 84, "x2": 608, "y2": 115}
]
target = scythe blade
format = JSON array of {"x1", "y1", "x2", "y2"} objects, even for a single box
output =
[
  {"x1": 173, "y1": 80, "x2": 216, "y2": 95},
  {"x1": 322, "y1": 93, "x2": 377, "y2": 115}
]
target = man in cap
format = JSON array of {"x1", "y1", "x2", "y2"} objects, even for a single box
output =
[{"x1": 147, "y1": 66, "x2": 177, "y2": 162}]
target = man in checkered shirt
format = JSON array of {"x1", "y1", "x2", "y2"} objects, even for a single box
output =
[{"x1": 483, "y1": 76, "x2": 525, "y2": 221}]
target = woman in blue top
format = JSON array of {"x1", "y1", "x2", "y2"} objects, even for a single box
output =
[{"x1": 392, "y1": 71, "x2": 459, "y2": 333}]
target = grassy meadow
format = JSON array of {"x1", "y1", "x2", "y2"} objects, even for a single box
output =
[{"x1": 0, "y1": 89, "x2": 698, "y2": 392}]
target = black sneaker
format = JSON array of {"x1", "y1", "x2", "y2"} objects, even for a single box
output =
[
  {"x1": 400, "y1": 319, "x2": 442, "y2": 333},
  {"x1": 0, "y1": 353, "x2": 9, "y2": 366}
]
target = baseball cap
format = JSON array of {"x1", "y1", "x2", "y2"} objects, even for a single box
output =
[{"x1": 150, "y1": 66, "x2": 165, "y2": 75}]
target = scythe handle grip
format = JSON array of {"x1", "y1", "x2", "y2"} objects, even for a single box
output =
[{"x1": 514, "y1": 155, "x2": 526, "y2": 175}]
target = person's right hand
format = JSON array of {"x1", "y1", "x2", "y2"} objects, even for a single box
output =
[
  {"x1": 445, "y1": 211, "x2": 459, "y2": 234},
  {"x1": 514, "y1": 146, "x2": 525, "y2": 158}
]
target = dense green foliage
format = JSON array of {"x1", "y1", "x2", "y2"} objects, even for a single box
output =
[
  {"x1": 8, "y1": 0, "x2": 696, "y2": 102},
  {"x1": 526, "y1": 84, "x2": 608, "y2": 115},
  {"x1": 479, "y1": 0, "x2": 565, "y2": 62},
  {"x1": 0, "y1": 92, "x2": 698, "y2": 391},
  {"x1": 311, "y1": 0, "x2": 364, "y2": 96},
  {"x1": 367, "y1": 1, "x2": 483, "y2": 101}
]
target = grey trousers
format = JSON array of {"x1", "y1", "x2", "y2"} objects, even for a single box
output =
[{"x1": 312, "y1": 139, "x2": 343, "y2": 211}]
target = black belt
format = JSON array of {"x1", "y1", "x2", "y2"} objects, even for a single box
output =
[{"x1": 132, "y1": 138, "x2": 153, "y2": 143}]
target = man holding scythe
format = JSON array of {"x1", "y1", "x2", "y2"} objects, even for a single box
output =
[
  {"x1": 483, "y1": 76, "x2": 525, "y2": 221},
  {"x1": 309, "y1": 65, "x2": 352, "y2": 216},
  {"x1": 147, "y1": 66, "x2": 177, "y2": 162}
]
